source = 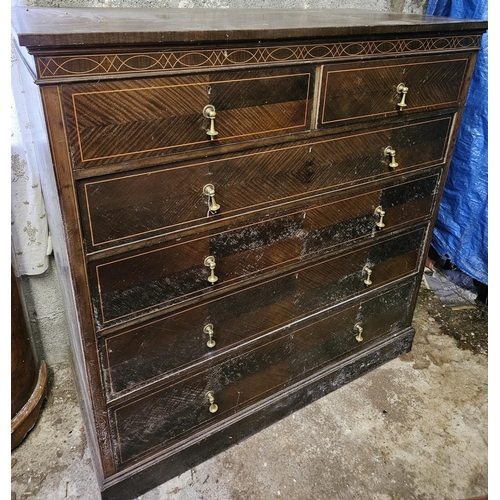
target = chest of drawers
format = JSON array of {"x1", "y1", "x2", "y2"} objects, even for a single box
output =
[{"x1": 12, "y1": 7, "x2": 487, "y2": 499}]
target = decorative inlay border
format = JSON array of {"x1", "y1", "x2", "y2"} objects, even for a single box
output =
[{"x1": 35, "y1": 35, "x2": 481, "y2": 79}]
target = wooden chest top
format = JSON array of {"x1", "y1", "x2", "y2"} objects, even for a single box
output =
[{"x1": 12, "y1": 7, "x2": 486, "y2": 47}]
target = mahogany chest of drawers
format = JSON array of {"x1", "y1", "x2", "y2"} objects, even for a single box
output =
[{"x1": 12, "y1": 7, "x2": 487, "y2": 499}]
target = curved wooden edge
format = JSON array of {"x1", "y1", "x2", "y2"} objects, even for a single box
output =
[{"x1": 11, "y1": 360, "x2": 49, "y2": 450}]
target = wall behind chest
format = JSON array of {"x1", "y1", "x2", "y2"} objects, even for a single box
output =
[{"x1": 15, "y1": 0, "x2": 428, "y2": 13}]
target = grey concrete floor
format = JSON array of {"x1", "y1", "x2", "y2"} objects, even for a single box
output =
[{"x1": 11, "y1": 281, "x2": 488, "y2": 500}]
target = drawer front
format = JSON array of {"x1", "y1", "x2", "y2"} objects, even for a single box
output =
[
  {"x1": 62, "y1": 68, "x2": 313, "y2": 169},
  {"x1": 92, "y1": 183, "x2": 432, "y2": 328},
  {"x1": 319, "y1": 55, "x2": 468, "y2": 126},
  {"x1": 110, "y1": 278, "x2": 416, "y2": 466},
  {"x1": 101, "y1": 227, "x2": 425, "y2": 395},
  {"x1": 80, "y1": 116, "x2": 450, "y2": 250}
]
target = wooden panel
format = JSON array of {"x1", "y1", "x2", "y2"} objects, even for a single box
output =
[
  {"x1": 91, "y1": 178, "x2": 431, "y2": 328},
  {"x1": 302, "y1": 171, "x2": 440, "y2": 255},
  {"x1": 319, "y1": 55, "x2": 468, "y2": 126},
  {"x1": 101, "y1": 227, "x2": 424, "y2": 396},
  {"x1": 80, "y1": 117, "x2": 450, "y2": 251},
  {"x1": 13, "y1": 7, "x2": 487, "y2": 50},
  {"x1": 109, "y1": 278, "x2": 416, "y2": 466},
  {"x1": 62, "y1": 68, "x2": 312, "y2": 169},
  {"x1": 11, "y1": 267, "x2": 38, "y2": 418}
]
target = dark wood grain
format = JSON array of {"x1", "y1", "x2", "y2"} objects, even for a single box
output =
[
  {"x1": 100, "y1": 227, "x2": 424, "y2": 398},
  {"x1": 11, "y1": 267, "x2": 38, "y2": 419},
  {"x1": 102, "y1": 261, "x2": 416, "y2": 396},
  {"x1": 62, "y1": 68, "x2": 312, "y2": 169},
  {"x1": 101, "y1": 325, "x2": 416, "y2": 500},
  {"x1": 10, "y1": 265, "x2": 49, "y2": 449},
  {"x1": 320, "y1": 54, "x2": 469, "y2": 126},
  {"x1": 38, "y1": 85, "x2": 116, "y2": 478},
  {"x1": 12, "y1": 7, "x2": 487, "y2": 49},
  {"x1": 91, "y1": 193, "x2": 428, "y2": 328},
  {"x1": 108, "y1": 278, "x2": 416, "y2": 466},
  {"x1": 80, "y1": 116, "x2": 450, "y2": 251}
]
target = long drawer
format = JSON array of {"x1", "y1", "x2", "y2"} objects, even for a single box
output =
[
  {"x1": 108, "y1": 277, "x2": 417, "y2": 467},
  {"x1": 319, "y1": 54, "x2": 469, "y2": 127},
  {"x1": 91, "y1": 199, "x2": 427, "y2": 329},
  {"x1": 62, "y1": 67, "x2": 313, "y2": 170},
  {"x1": 79, "y1": 116, "x2": 450, "y2": 251}
]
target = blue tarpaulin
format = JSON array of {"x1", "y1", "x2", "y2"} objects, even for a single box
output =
[{"x1": 426, "y1": 0, "x2": 488, "y2": 285}]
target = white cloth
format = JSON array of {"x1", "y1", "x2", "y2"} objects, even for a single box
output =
[{"x1": 11, "y1": 43, "x2": 51, "y2": 275}]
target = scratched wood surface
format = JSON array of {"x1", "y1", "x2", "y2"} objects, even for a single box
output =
[
  {"x1": 108, "y1": 278, "x2": 416, "y2": 466},
  {"x1": 12, "y1": 7, "x2": 486, "y2": 48},
  {"x1": 87, "y1": 168, "x2": 441, "y2": 278},
  {"x1": 102, "y1": 251, "x2": 421, "y2": 398},
  {"x1": 79, "y1": 116, "x2": 450, "y2": 251},
  {"x1": 91, "y1": 224, "x2": 425, "y2": 335}
]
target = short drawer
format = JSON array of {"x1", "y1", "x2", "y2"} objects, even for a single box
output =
[
  {"x1": 100, "y1": 227, "x2": 425, "y2": 395},
  {"x1": 91, "y1": 184, "x2": 432, "y2": 329},
  {"x1": 109, "y1": 278, "x2": 416, "y2": 467},
  {"x1": 319, "y1": 54, "x2": 469, "y2": 127},
  {"x1": 62, "y1": 67, "x2": 313, "y2": 170},
  {"x1": 79, "y1": 116, "x2": 450, "y2": 250}
]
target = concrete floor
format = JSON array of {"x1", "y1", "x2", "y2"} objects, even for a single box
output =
[{"x1": 11, "y1": 280, "x2": 488, "y2": 500}]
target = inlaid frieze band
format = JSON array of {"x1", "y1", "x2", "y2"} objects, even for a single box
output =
[{"x1": 36, "y1": 35, "x2": 481, "y2": 80}]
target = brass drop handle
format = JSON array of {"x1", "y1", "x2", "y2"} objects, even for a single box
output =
[
  {"x1": 204, "y1": 324, "x2": 216, "y2": 348},
  {"x1": 384, "y1": 146, "x2": 399, "y2": 169},
  {"x1": 206, "y1": 391, "x2": 219, "y2": 413},
  {"x1": 374, "y1": 206, "x2": 386, "y2": 228},
  {"x1": 203, "y1": 104, "x2": 219, "y2": 140},
  {"x1": 202, "y1": 184, "x2": 221, "y2": 213},
  {"x1": 396, "y1": 83, "x2": 409, "y2": 110},
  {"x1": 204, "y1": 256, "x2": 219, "y2": 284},
  {"x1": 362, "y1": 265, "x2": 373, "y2": 286},
  {"x1": 354, "y1": 323, "x2": 364, "y2": 342}
]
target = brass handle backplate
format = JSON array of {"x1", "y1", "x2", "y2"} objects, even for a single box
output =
[
  {"x1": 374, "y1": 206, "x2": 386, "y2": 228},
  {"x1": 396, "y1": 83, "x2": 409, "y2": 110},
  {"x1": 204, "y1": 256, "x2": 219, "y2": 284},
  {"x1": 204, "y1": 324, "x2": 216, "y2": 348},
  {"x1": 384, "y1": 146, "x2": 399, "y2": 169},
  {"x1": 354, "y1": 323, "x2": 364, "y2": 342},
  {"x1": 203, "y1": 104, "x2": 218, "y2": 140},
  {"x1": 202, "y1": 184, "x2": 221, "y2": 213},
  {"x1": 206, "y1": 391, "x2": 219, "y2": 413},
  {"x1": 362, "y1": 265, "x2": 373, "y2": 286}
]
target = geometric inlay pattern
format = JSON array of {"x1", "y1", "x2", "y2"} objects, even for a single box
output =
[{"x1": 36, "y1": 35, "x2": 481, "y2": 80}]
